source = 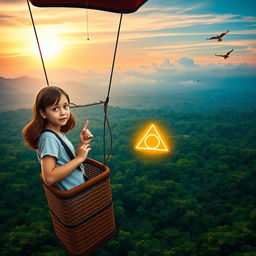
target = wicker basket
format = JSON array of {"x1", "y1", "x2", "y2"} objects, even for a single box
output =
[{"x1": 41, "y1": 158, "x2": 116, "y2": 256}]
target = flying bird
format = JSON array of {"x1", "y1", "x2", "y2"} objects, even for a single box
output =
[
  {"x1": 207, "y1": 30, "x2": 230, "y2": 41},
  {"x1": 215, "y1": 49, "x2": 233, "y2": 59}
]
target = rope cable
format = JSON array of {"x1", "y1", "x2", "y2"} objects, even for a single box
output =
[
  {"x1": 103, "y1": 12, "x2": 123, "y2": 165},
  {"x1": 85, "y1": 0, "x2": 90, "y2": 40},
  {"x1": 106, "y1": 13, "x2": 123, "y2": 99},
  {"x1": 26, "y1": 0, "x2": 49, "y2": 86},
  {"x1": 27, "y1": 0, "x2": 124, "y2": 165}
]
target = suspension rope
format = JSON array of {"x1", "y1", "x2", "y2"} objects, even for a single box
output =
[
  {"x1": 106, "y1": 13, "x2": 123, "y2": 100},
  {"x1": 85, "y1": 0, "x2": 90, "y2": 40},
  {"x1": 70, "y1": 100, "x2": 104, "y2": 108},
  {"x1": 27, "y1": 0, "x2": 124, "y2": 165},
  {"x1": 103, "y1": 12, "x2": 123, "y2": 165},
  {"x1": 26, "y1": 0, "x2": 49, "y2": 86}
]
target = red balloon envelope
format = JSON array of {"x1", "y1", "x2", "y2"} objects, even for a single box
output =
[{"x1": 28, "y1": 0, "x2": 148, "y2": 13}]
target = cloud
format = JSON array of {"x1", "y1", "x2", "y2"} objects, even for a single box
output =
[
  {"x1": 110, "y1": 57, "x2": 256, "y2": 91},
  {"x1": 179, "y1": 80, "x2": 199, "y2": 86},
  {"x1": 246, "y1": 46, "x2": 256, "y2": 54},
  {"x1": 1, "y1": 0, "x2": 23, "y2": 2},
  {"x1": 245, "y1": 24, "x2": 256, "y2": 27},
  {"x1": 1, "y1": 0, "x2": 256, "y2": 77},
  {"x1": 176, "y1": 57, "x2": 198, "y2": 67},
  {"x1": 158, "y1": 58, "x2": 174, "y2": 69},
  {"x1": 26, "y1": 57, "x2": 255, "y2": 89}
]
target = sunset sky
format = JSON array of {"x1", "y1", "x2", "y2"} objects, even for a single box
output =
[{"x1": 1, "y1": 0, "x2": 256, "y2": 80}]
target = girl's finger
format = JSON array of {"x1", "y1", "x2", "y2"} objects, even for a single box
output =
[
  {"x1": 84, "y1": 133, "x2": 93, "y2": 139},
  {"x1": 83, "y1": 133, "x2": 93, "y2": 139},
  {"x1": 83, "y1": 120, "x2": 89, "y2": 131},
  {"x1": 84, "y1": 129, "x2": 91, "y2": 135}
]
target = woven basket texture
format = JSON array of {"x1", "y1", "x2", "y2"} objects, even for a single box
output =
[
  {"x1": 42, "y1": 159, "x2": 116, "y2": 256},
  {"x1": 52, "y1": 206, "x2": 115, "y2": 255}
]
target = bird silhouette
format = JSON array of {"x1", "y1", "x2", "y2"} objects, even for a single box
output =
[
  {"x1": 207, "y1": 30, "x2": 230, "y2": 42},
  {"x1": 215, "y1": 49, "x2": 233, "y2": 59}
]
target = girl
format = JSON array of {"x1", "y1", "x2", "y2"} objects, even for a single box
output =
[{"x1": 22, "y1": 86, "x2": 93, "y2": 190}]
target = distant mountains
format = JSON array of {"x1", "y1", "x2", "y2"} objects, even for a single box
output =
[
  {"x1": 0, "y1": 75, "x2": 108, "y2": 111},
  {"x1": 0, "y1": 76, "x2": 43, "y2": 110},
  {"x1": 0, "y1": 74, "x2": 256, "y2": 112}
]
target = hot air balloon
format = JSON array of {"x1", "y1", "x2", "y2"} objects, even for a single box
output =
[{"x1": 26, "y1": 1, "x2": 147, "y2": 255}]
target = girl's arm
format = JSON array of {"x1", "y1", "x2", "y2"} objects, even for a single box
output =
[{"x1": 41, "y1": 144, "x2": 91, "y2": 186}]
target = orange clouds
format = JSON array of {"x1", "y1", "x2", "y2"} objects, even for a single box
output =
[{"x1": 0, "y1": 1, "x2": 255, "y2": 77}]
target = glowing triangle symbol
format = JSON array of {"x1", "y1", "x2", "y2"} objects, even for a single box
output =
[{"x1": 136, "y1": 124, "x2": 168, "y2": 152}]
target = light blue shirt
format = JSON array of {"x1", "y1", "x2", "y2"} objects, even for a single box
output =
[{"x1": 37, "y1": 131, "x2": 85, "y2": 191}]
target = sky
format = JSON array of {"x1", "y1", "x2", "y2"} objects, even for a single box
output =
[{"x1": 0, "y1": 0, "x2": 256, "y2": 82}]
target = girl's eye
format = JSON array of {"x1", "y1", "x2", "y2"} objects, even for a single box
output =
[
  {"x1": 52, "y1": 107, "x2": 59, "y2": 111},
  {"x1": 64, "y1": 105, "x2": 70, "y2": 109}
]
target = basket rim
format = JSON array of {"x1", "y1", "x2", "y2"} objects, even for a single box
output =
[{"x1": 40, "y1": 158, "x2": 110, "y2": 198}]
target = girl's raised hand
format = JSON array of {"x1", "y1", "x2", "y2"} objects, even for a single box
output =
[
  {"x1": 80, "y1": 120, "x2": 93, "y2": 144},
  {"x1": 76, "y1": 144, "x2": 91, "y2": 163}
]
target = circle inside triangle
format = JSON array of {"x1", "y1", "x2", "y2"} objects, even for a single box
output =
[{"x1": 144, "y1": 133, "x2": 160, "y2": 149}]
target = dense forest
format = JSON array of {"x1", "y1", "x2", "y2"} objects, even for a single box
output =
[{"x1": 0, "y1": 106, "x2": 256, "y2": 256}]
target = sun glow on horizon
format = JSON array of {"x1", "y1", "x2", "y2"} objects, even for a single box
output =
[
  {"x1": 0, "y1": 1, "x2": 255, "y2": 77},
  {"x1": 32, "y1": 34, "x2": 62, "y2": 61}
]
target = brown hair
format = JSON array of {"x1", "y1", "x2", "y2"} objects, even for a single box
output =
[{"x1": 22, "y1": 86, "x2": 76, "y2": 150}]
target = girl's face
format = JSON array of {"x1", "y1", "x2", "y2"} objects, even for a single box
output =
[{"x1": 40, "y1": 94, "x2": 71, "y2": 132}]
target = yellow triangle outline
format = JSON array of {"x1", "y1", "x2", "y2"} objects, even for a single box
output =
[{"x1": 136, "y1": 124, "x2": 168, "y2": 152}]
